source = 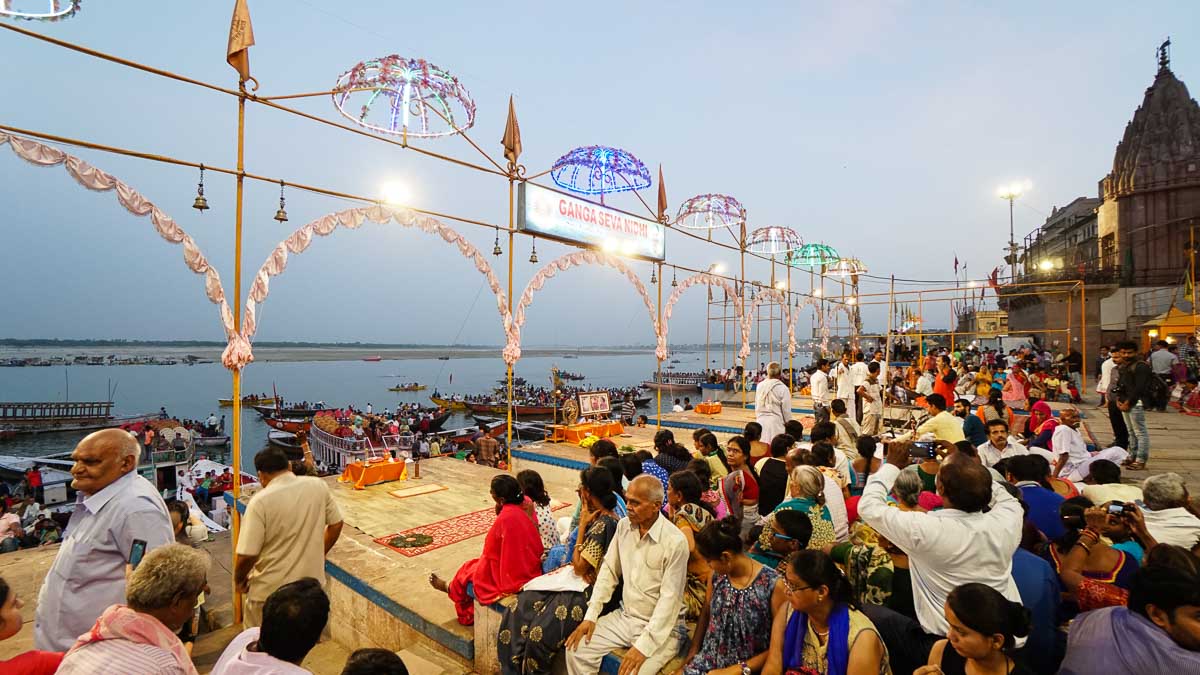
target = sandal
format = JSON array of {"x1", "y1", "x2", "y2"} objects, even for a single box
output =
[{"x1": 1127, "y1": 461, "x2": 1146, "y2": 471}]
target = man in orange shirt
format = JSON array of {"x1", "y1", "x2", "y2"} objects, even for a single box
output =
[{"x1": 933, "y1": 355, "x2": 958, "y2": 403}]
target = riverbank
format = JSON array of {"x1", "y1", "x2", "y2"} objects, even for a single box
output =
[{"x1": 0, "y1": 345, "x2": 658, "y2": 364}]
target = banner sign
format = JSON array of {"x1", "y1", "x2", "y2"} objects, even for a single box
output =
[{"x1": 518, "y1": 182, "x2": 666, "y2": 261}]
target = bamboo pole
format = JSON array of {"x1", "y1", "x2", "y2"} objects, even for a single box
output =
[
  {"x1": 230, "y1": 89, "x2": 246, "y2": 625},
  {"x1": 885, "y1": 274, "x2": 895, "y2": 396},
  {"x1": 787, "y1": 261, "x2": 793, "y2": 390},
  {"x1": 740, "y1": 223, "x2": 747, "y2": 408},
  {"x1": 506, "y1": 179, "x2": 514, "y2": 469},
  {"x1": 1081, "y1": 281, "x2": 1088, "y2": 391},
  {"x1": 918, "y1": 292, "x2": 924, "y2": 359},
  {"x1": 656, "y1": 262, "x2": 663, "y2": 429}
]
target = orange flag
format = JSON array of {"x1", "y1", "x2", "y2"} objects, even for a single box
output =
[
  {"x1": 657, "y1": 165, "x2": 667, "y2": 223},
  {"x1": 502, "y1": 96, "x2": 522, "y2": 167},
  {"x1": 226, "y1": 0, "x2": 256, "y2": 86}
]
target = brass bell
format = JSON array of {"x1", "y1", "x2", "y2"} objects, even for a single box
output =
[
  {"x1": 193, "y1": 165, "x2": 210, "y2": 212},
  {"x1": 492, "y1": 228, "x2": 502, "y2": 256},
  {"x1": 650, "y1": 268, "x2": 657, "y2": 284},
  {"x1": 273, "y1": 180, "x2": 288, "y2": 222},
  {"x1": 529, "y1": 237, "x2": 538, "y2": 264}
]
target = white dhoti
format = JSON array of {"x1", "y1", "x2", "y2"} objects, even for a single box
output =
[
  {"x1": 1063, "y1": 447, "x2": 1130, "y2": 482},
  {"x1": 566, "y1": 609, "x2": 682, "y2": 675}
]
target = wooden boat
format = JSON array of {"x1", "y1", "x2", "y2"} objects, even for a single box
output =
[
  {"x1": 429, "y1": 395, "x2": 468, "y2": 411},
  {"x1": 264, "y1": 416, "x2": 311, "y2": 434},
  {"x1": 251, "y1": 404, "x2": 321, "y2": 418},
  {"x1": 193, "y1": 435, "x2": 230, "y2": 447},
  {"x1": 641, "y1": 380, "x2": 702, "y2": 394},
  {"x1": 362, "y1": 356, "x2": 383, "y2": 362},
  {"x1": 441, "y1": 420, "x2": 507, "y2": 445},
  {"x1": 437, "y1": 356, "x2": 450, "y2": 361},
  {"x1": 387, "y1": 384, "x2": 427, "y2": 392},
  {"x1": 465, "y1": 401, "x2": 556, "y2": 416},
  {"x1": 218, "y1": 396, "x2": 276, "y2": 407},
  {"x1": 267, "y1": 430, "x2": 303, "y2": 450}
]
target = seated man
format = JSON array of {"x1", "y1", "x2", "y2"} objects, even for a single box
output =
[
  {"x1": 976, "y1": 419, "x2": 1027, "y2": 468},
  {"x1": 1059, "y1": 560, "x2": 1200, "y2": 673},
  {"x1": 1080, "y1": 459, "x2": 1143, "y2": 505},
  {"x1": 899, "y1": 394, "x2": 966, "y2": 444},
  {"x1": 212, "y1": 577, "x2": 328, "y2": 674},
  {"x1": 1051, "y1": 408, "x2": 1127, "y2": 481},
  {"x1": 857, "y1": 441, "x2": 1022, "y2": 673},
  {"x1": 565, "y1": 475, "x2": 689, "y2": 675},
  {"x1": 1006, "y1": 454, "x2": 1066, "y2": 540},
  {"x1": 747, "y1": 508, "x2": 814, "y2": 572},
  {"x1": 1140, "y1": 472, "x2": 1200, "y2": 548}
]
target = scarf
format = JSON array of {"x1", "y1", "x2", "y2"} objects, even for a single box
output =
[
  {"x1": 674, "y1": 502, "x2": 713, "y2": 532},
  {"x1": 66, "y1": 605, "x2": 198, "y2": 675},
  {"x1": 783, "y1": 602, "x2": 851, "y2": 675}
]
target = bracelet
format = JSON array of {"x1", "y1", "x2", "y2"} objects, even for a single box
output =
[
  {"x1": 1080, "y1": 528, "x2": 1101, "y2": 543},
  {"x1": 1074, "y1": 541, "x2": 1093, "y2": 555}
]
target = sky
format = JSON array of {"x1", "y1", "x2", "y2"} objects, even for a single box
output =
[{"x1": 2, "y1": 1, "x2": 1198, "y2": 347}]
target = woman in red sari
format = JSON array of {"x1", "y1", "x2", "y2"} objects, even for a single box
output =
[{"x1": 430, "y1": 474, "x2": 544, "y2": 625}]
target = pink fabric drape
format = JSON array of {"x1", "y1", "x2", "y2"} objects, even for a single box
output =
[{"x1": 660, "y1": 272, "x2": 743, "y2": 362}]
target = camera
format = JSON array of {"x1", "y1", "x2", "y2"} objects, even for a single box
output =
[
  {"x1": 1107, "y1": 503, "x2": 1127, "y2": 516},
  {"x1": 908, "y1": 441, "x2": 937, "y2": 459}
]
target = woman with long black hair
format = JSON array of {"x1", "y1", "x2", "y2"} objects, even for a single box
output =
[
  {"x1": 668, "y1": 470, "x2": 715, "y2": 622},
  {"x1": 915, "y1": 583, "x2": 1033, "y2": 675}
]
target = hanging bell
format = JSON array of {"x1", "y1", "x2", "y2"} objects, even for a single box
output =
[
  {"x1": 529, "y1": 238, "x2": 538, "y2": 264},
  {"x1": 650, "y1": 268, "x2": 657, "y2": 284},
  {"x1": 671, "y1": 267, "x2": 678, "y2": 287},
  {"x1": 192, "y1": 164, "x2": 209, "y2": 212},
  {"x1": 492, "y1": 228, "x2": 502, "y2": 256},
  {"x1": 273, "y1": 180, "x2": 289, "y2": 223}
]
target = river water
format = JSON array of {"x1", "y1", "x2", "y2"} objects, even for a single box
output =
[{"x1": 0, "y1": 350, "x2": 714, "y2": 472}]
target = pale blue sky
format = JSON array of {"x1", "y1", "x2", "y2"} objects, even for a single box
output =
[{"x1": 2, "y1": 1, "x2": 1196, "y2": 345}]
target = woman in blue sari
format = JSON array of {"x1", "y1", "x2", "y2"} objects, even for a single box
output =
[{"x1": 763, "y1": 549, "x2": 890, "y2": 675}]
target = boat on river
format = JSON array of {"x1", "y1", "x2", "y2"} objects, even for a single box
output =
[
  {"x1": 264, "y1": 416, "x2": 311, "y2": 434},
  {"x1": 640, "y1": 380, "x2": 703, "y2": 394},
  {"x1": 388, "y1": 384, "x2": 427, "y2": 392},
  {"x1": 0, "y1": 401, "x2": 154, "y2": 435},
  {"x1": 466, "y1": 401, "x2": 557, "y2": 416},
  {"x1": 218, "y1": 396, "x2": 275, "y2": 407},
  {"x1": 267, "y1": 429, "x2": 303, "y2": 450},
  {"x1": 429, "y1": 395, "x2": 468, "y2": 411},
  {"x1": 251, "y1": 404, "x2": 323, "y2": 418}
]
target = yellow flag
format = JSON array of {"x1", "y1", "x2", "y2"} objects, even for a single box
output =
[{"x1": 226, "y1": 0, "x2": 255, "y2": 85}]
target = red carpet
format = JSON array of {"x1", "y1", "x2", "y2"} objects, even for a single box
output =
[{"x1": 374, "y1": 501, "x2": 571, "y2": 557}]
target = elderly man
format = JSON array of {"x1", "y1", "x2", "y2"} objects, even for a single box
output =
[
  {"x1": 977, "y1": 419, "x2": 1027, "y2": 468},
  {"x1": 1140, "y1": 472, "x2": 1200, "y2": 548},
  {"x1": 57, "y1": 543, "x2": 209, "y2": 674},
  {"x1": 35, "y1": 429, "x2": 174, "y2": 651},
  {"x1": 753, "y1": 361, "x2": 792, "y2": 445},
  {"x1": 1051, "y1": 409, "x2": 1128, "y2": 482},
  {"x1": 857, "y1": 441, "x2": 1022, "y2": 673},
  {"x1": 565, "y1": 475, "x2": 689, "y2": 675},
  {"x1": 235, "y1": 447, "x2": 343, "y2": 628}
]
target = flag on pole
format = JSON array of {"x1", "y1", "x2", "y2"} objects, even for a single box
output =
[
  {"x1": 449, "y1": 373, "x2": 453, "y2": 385},
  {"x1": 501, "y1": 96, "x2": 522, "y2": 167},
  {"x1": 656, "y1": 165, "x2": 668, "y2": 223},
  {"x1": 953, "y1": 255, "x2": 959, "y2": 276},
  {"x1": 226, "y1": 0, "x2": 257, "y2": 88}
]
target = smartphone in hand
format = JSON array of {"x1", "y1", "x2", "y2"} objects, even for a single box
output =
[{"x1": 129, "y1": 539, "x2": 148, "y2": 570}]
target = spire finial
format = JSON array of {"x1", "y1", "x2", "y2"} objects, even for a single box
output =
[{"x1": 1158, "y1": 37, "x2": 1171, "y2": 71}]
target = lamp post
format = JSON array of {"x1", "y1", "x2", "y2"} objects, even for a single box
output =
[{"x1": 998, "y1": 181, "x2": 1031, "y2": 279}]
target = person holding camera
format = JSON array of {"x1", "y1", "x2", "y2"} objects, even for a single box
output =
[{"x1": 856, "y1": 439, "x2": 1023, "y2": 673}]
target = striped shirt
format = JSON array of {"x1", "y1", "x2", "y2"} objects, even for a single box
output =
[{"x1": 56, "y1": 638, "x2": 191, "y2": 674}]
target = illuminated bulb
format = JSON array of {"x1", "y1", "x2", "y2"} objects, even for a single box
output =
[
  {"x1": 711, "y1": 263, "x2": 725, "y2": 274},
  {"x1": 813, "y1": 288, "x2": 823, "y2": 297},
  {"x1": 602, "y1": 239, "x2": 619, "y2": 253},
  {"x1": 381, "y1": 181, "x2": 409, "y2": 205},
  {"x1": 1039, "y1": 260, "x2": 1054, "y2": 271},
  {"x1": 847, "y1": 297, "x2": 858, "y2": 305}
]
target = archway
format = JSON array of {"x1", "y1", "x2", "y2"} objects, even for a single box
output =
[
  {"x1": 0, "y1": 131, "x2": 237, "y2": 357},
  {"x1": 238, "y1": 205, "x2": 510, "y2": 369},
  {"x1": 660, "y1": 272, "x2": 743, "y2": 362},
  {"x1": 742, "y1": 287, "x2": 795, "y2": 359},
  {"x1": 506, "y1": 250, "x2": 658, "y2": 365},
  {"x1": 821, "y1": 303, "x2": 858, "y2": 354}
]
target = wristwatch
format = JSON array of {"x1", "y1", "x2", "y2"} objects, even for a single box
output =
[{"x1": 740, "y1": 662, "x2": 751, "y2": 675}]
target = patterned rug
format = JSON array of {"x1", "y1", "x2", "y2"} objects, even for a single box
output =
[{"x1": 374, "y1": 501, "x2": 572, "y2": 557}]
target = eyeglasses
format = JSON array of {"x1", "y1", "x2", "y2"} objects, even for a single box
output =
[
  {"x1": 782, "y1": 578, "x2": 816, "y2": 594},
  {"x1": 771, "y1": 531, "x2": 795, "y2": 541}
]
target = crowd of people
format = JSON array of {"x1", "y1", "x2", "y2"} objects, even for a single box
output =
[{"x1": 0, "y1": 428, "x2": 412, "y2": 674}]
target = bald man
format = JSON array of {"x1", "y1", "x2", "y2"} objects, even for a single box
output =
[{"x1": 35, "y1": 429, "x2": 174, "y2": 651}]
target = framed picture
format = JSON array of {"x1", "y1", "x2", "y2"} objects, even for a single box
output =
[{"x1": 577, "y1": 391, "x2": 611, "y2": 417}]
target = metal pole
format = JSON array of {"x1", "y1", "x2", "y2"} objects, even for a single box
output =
[
  {"x1": 918, "y1": 292, "x2": 924, "y2": 358},
  {"x1": 230, "y1": 89, "x2": 246, "y2": 625},
  {"x1": 885, "y1": 274, "x2": 895, "y2": 393},
  {"x1": 506, "y1": 180, "x2": 514, "y2": 469},
  {"x1": 1081, "y1": 281, "x2": 1088, "y2": 391},
  {"x1": 740, "y1": 223, "x2": 747, "y2": 408},
  {"x1": 787, "y1": 261, "x2": 793, "y2": 389},
  {"x1": 656, "y1": 262, "x2": 662, "y2": 428}
]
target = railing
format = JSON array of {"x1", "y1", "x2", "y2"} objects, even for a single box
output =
[{"x1": 308, "y1": 423, "x2": 370, "y2": 471}]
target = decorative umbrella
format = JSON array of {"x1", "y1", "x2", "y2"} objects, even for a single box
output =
[
  {"x1": 787, "y1": 242, "x2": 840, "y2": 268},
  {"x1": 0, "y1": 0, "x2": 80, "y2": 20},
  {"x1": 550, "y1": 146, "x2": 651, "y2": 196},
  {"x1": 746, "y1": 226, "x2": 801, "y2": 256},
  {"x1": 825, "y1": 257, "x2": 868, "y2": 277},
  {"x1": 332, "y1": 55, "x2": 476, "y2": 138},
  {"x1": 674, "y1": 194, "x2": 746, "y2": 231}
]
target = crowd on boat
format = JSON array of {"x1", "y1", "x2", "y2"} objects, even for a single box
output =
[
  {"x1": 416, "y1": 351, "x2": 1200, "y2": 675},
  {"x1": 460, "y1": 384, "x2": 644, "y2": 408}
]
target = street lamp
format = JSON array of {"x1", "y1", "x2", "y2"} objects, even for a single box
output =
[{"x1": 997, "y1": 180, "x2": 1031, "y2": 277}]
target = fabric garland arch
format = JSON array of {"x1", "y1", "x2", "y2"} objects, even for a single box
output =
[
  {"x1": 239, "y1": 205, "x2": 510, "y2": 370},
  {"x1": 0, "y1": 131, "x2": 236, "y2": 355},
  {"x1": 742, "y1": 287, "x2": 796, "y2": 358},
  {"x1": 660, "y1": 272, "x2": 743, "y2": 363},
  {"x1": 507, "y1": 251, "x2": 658, "y2": 365}
]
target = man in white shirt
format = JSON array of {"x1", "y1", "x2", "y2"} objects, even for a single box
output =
[
  {"x1": 857, "y1": 362, "x2": 885, "y2": 436},
  {"x1": 859, "y1": 442, "x2": 1022, "y2": 664},
  {"x1": 1139, "y1": 472, "x2": 1200, "y2": 548},
  {"x1": 1051, "y1": 409, "x2": 1128, "y2": 482},
  {"x1": 566, "y1": 475, "x2": 690, "y2": 675},
  {"x1": 213, "y1": 577, "x2": 328, "y2": 675},
  {"x1": 809, "y1": 358, "x2": 832, "y2": 425},
  {"x1": 849, "y1": 351, "x2": 870, "y2": 423},
  {"x1": 829, "y1": 399, "x2": 860, "y2": 454},
  {"x1": 915, "y1": 370, "x2": 935, "y2": 396},
  {"x1": 832, "y1": 352, "x2": 856, "y2": 422},
  {"x1": 976, "y1": 419, "x2": 1027, "y2": 468},
  {"x1": 672, "y1": 398, "x2": 684, "y2": 413},
  {"x1": 1079, "y1": 459, "x2": 1144, "y2": 505}
]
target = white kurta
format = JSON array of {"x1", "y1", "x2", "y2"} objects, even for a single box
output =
[{"x1": 754, "y1": 377, "x2": 792, "y2": 444}]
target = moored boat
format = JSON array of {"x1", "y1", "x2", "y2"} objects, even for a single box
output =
[
  {"x1": 430, "y1": 395, "x2": 468, "y2": 411},
  {"x1": 264, "y1": 416, "x2": 312, "y2": 434},
  {"x1": 440, "y1": 420, "x2": 506, "y2": 445},
  {"x1": 267, "y1": 429, "x2": 303, "y2": 450},
  {"x1": 362, "y1": 356, "x2": 383, "y2": 362},
  {"x1": 465, "y1": 401, "x2": 557, "y2": 416},
  {"x1": 218, "y1": 396, "x2": 276, "y2": 407},
  {"x1": 192, "y1": 435, "x2": 230, "y2": 447},
  {"x1": 387, "y1": 384, "x2": 427, "y2": 392},
  {"x1": 251, "y1": 404, "x2": 322, "y2": 418},
  {"x1": 640, "y1": 380, "x2": 702, "y2": 394}
]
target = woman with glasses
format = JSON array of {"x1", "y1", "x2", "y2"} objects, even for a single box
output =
[
  {"x1": 679, "y1": 516, "x2": 786, "y2": 675},
  {"x1": 763, "y1": 549, "x2": 891, "y2": 675}
]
